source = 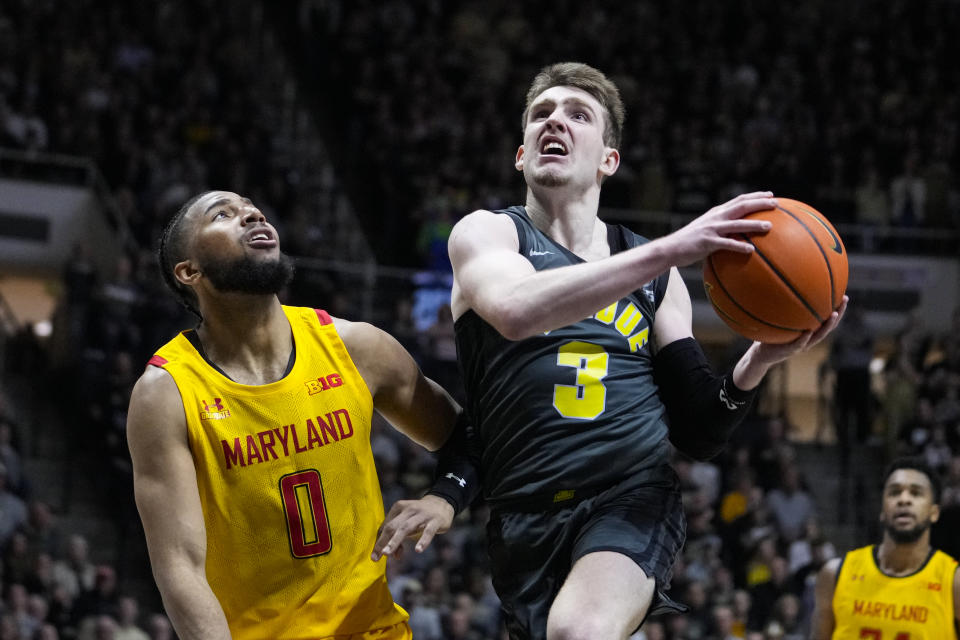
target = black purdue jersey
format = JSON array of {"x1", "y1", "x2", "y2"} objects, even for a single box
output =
[{"x1": 455, "y1": 206, "x2": 672, "y2": 506}]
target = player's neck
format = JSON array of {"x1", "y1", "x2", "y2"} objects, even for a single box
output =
[
  {"x1": 195, "y1": 295, "x2": 293, "y2": 383},
  {"x1": 876, "y1": 535, "x2": 932, "y2": 576},
  {"x1": 524, "y1": 188, "x2": 607, "y2": 258}
]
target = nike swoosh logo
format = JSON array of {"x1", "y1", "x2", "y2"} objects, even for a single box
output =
[
  {"x1": 529, "y1": 249, "x2": 552, "y2": 256},
  {"x1": 784, "y1": 204, "x2": 843, "y2": 254}
]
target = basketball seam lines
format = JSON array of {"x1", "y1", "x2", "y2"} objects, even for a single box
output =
[
  {"x1": 775, "y1": 204, "x2": 837, "y2": 309},
  {"x1": 705, "y1": 255, "x2": 805, "y2": 334},
  {"x1": 740, "y1": 232, "x2": 824, "y2": 324}
]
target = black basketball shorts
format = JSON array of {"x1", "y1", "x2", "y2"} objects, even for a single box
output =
[{"x1": 487, "y1": 467, "x2": 687, "y2": 640}]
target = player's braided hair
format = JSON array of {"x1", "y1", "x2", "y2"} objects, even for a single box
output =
[{"x1": 157, "y1": 192, "x2": 210, "y2": 320}]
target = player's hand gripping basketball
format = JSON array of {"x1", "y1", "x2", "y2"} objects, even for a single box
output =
[
  {"x1": 658, "y1": 192, "x2": 777, "y2": 267},
  {"x1": 371, "y1": 495, "x2": 455, "y2": 561},
  {"x1": 754, "y1": 294, "x2": 849, "y2": 361}
]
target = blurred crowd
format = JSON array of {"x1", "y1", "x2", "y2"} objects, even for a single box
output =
[
  {"x1": 0, "y1": 0, "x2": 345, "y2": 265},
  {"x1": 0, "y1": 400, "x2": 176, "y2": 640},
  {"x1": 2, "y1": 0, "x2": 960, "y2": 639},
  {"x1": 295, "y1": 0, "x2": 960, "y2": 261}
]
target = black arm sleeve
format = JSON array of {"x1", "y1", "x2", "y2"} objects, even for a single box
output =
[
  {"x1": 426, "y1": 411, "x2": 483, "y2": 515},
  {"x1": 653, "y1": 337, "x2": 758, "y2": 461}
]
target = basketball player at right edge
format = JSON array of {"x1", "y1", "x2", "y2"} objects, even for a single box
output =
[{"x1": 811, "y1": 457, "x2": 960, "y2": 639}]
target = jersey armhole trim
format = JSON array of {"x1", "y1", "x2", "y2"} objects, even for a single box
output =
[
  {"x1": 834, "y1": 552, "x2": 847, "y2": 587},
  {"x1": 147, "y1": 355, "x2": 167, "y2": 368},
  {"x1": 315, "y1": 309, "x2": 332, "y2": 325}
]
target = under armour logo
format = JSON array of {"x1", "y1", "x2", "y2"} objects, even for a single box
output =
[
  {"x1": 528, "y1": 248, "x2": 552, "y2": 256},
  {"x1": 202, "y1": 398, "x2": 224, "y2": 412},
  {"x1": 445, "y1": 473, "x2": 466, "y2": 487},
  {"x1": 719, "y1": 387, "x2": 738, "y2": 411}
]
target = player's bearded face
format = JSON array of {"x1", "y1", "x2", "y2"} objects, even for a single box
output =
[
  {"x1": 201, "y1": 252, "x2": 295, "y2": 295},
  {"x1": 882, "y1": 513, "x2": 933, "y2": 543},
  {"x1": 880, "y1": 469, "x2": 939, "y2": 544}
]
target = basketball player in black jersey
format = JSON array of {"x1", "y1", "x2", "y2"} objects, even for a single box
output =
[{"x1": 373, "y1": 62, "x2": 847, "y2": 640}]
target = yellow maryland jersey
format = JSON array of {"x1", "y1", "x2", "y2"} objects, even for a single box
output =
[
  {"x1": 149, "y1": 306, "x2": 407, "y2": 639},
  {"x1": 832, "y1": 545, "x2": 958, "y2": 640}
]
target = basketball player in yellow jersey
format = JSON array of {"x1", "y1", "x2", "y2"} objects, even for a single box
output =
[
  {"x1": 811, "y1": 457, "x2": 960, "y2": 639},
  {"x1": 127, "y1": 191, "x2": 459, "y2": 640}
]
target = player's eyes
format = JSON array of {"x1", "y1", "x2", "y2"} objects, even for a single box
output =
[{"x1": 573, "y1": 112, "x2": 588, "y2": 121}]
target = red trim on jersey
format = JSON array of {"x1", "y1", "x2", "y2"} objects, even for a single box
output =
[
  {"x1": 147, "y1": 355, "x2": 168, "y2": 368},
  {"x1": 315, "y1": 309, "x2": 332, "y2": 325}
]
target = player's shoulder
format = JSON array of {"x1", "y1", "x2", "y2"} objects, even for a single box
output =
[
  {"x1": 331, "y1": 315, "x2": 373, "y2": 347},
  {"x1": 818, "y1": 555, "x2": 845, "y2": 583},
  {"x1": 450, "y1": 209, "x2": 520, "y2": 252},
  {"x1": 132, "y1": 363, "x2": 180, "y2": 403},
  {"x1": 127, "y1": 363, "x2": 187, "y2": 440},
  {"x1": 332, "y1": 317, "x2": 404, "y2": 368},
  {"x1": 454, "y1": 208, "x2": 520, "y2": 233}
]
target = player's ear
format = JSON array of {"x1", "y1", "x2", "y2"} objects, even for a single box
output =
[
  {"x1": 515, "y1": 145, "x2": 525, "y2": 172},
  {"x1": 174, "y1": 259, "x2": 202, "y2": 287},
  {"x1": 931, "y1": 503, "x2": 940, "y2": 524},
  {"x1": 599, "y1": 147, "x2": 620, "y2": 177}
]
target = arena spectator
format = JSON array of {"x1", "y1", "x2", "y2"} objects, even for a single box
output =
[
  {"x1": 765, "y1": 464, "x2": 817, "y2": 543},
  {"x1": 51, "y1": 535, "x2": 96, "y2": 601},
  {"x1": 113, "y1": 597, "x2": 148, "y2": 640}
]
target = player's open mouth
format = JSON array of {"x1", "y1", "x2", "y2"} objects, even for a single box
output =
[
  {"x1": 540, "y1": 138, "x2": 568, "y2": 156},
  {"x1": 245, "y1": 228, "x2": 277, "y2": 248}
]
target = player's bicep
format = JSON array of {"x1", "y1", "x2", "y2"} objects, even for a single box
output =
[
  {"x1": 340, "y1": 322, "x2": 459, "y2": 451},
  {"x1": 127, "y1": 370, "x2": 208, "y2": 583},
  {"x1": 449, "y1": 211, "x2": 536, "y2": 318},
  {"x1": 652, "y1": 268, "x2": 693, "y2": 350}
]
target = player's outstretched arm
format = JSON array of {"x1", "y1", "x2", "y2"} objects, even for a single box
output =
[
  {"x1": 450, "y1": 192, "x2": 776, "y2": 340},
  {"x1": 810, "y1": 558, "x2": 840, "y2": 640},
  {"x1": 335, "y1": 319, "x2": 459, "y2": 451},
  {"x1": 127, "y1": 368, "x2": 231, "y2": 640}
]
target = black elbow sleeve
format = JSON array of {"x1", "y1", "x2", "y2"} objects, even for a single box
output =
[{"x1": 653, "y1": 338, "x2": 757, "y2": 460}]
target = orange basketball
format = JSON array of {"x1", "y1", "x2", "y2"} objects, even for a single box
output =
[{"x1": 702, "y1": 198, "x2": 848, "y2": 344}]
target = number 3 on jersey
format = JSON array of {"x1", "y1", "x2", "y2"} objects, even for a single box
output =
[
  {"x1": 280, "y1": 470, "x2": 332, "y2": 558},
  {"x1": 553, "y1": 341, "x2": 609, "y2": 420}
]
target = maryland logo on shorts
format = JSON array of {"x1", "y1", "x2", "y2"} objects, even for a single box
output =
[{"x1": 200, "y1": 398, "x2": 231, "y2": 421}]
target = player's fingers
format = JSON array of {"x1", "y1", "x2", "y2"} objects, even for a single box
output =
[
  {"x1": 732, "y1": 190, "x2": 774, "y2": 202},
  {"x1": 414, "y1": 520, "x2": 442, "y2": 553},
  {"x1": 809, "y1": 296, "x2": 849, "y2": 344},
  {"x1": 377, "y1": 524, "x2": 415, "y2": 560},
  {"x1": 371, "y1": 509, "x2": 413, "y2": 560},
  {"x1": 835, "y1": 295, "x2": 849, "y2": 318},
  {"x1": 715, "y1": 219, "x2": 773, "y2": 235},
  {"x1": 371, "y1": 524, "x2": 397, "y2": 561},
  {"x1": 711, "y1": 238, "x2": 757, "y2": 254},
  {"x1": 723, "y1": 197, "x2": 778, "y2": 219},
  {"x1": 808, "y1": 308, "x2": 844, "y2": 348}
]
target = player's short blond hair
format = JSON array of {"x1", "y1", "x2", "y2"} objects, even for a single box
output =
[{"x1": 522, "y1": 62, "x2": 625, "y2": 149}]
